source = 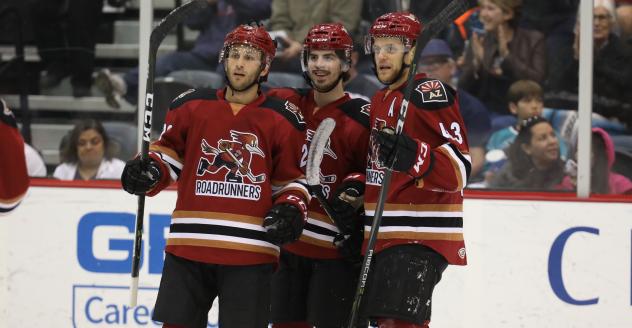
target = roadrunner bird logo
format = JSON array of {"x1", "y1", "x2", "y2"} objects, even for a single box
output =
[{"x1": 196, "y1": 130, "x2": 266, "y2": 183}]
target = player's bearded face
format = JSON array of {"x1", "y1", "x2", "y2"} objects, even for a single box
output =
[
  {"x1": 225, "y1": 44, "x2": 265, "y2": 90},
  {"x1": 372, "y1": 37, "x2": 407, "y2": 84},
  {"x1": 307, "y1": 49, "x2": 344, "y2": 91}
]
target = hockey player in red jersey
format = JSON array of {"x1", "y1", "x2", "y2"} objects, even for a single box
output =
[
  {"x1": 121, "y1": 24, "x2": 309, "y2": 328},
  {"x1": 266, "y1": 23, "x2": 371, "y2": 328},
  {"x1": 0, "y1": 98, "x2": 29, "y2": 214},
  {"x1": 361, "y1": 12, "x2": 471, "y2": 328}
]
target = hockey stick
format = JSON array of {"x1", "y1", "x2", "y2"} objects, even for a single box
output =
[
  {"x1": 305, "y1": 118, "x2": 350, "y2": 245},
  {"x1": 347, "y1": 1, "x2": 470, "y2": 326},
  {"x1": 130, "y1": 0, "x2": 207, "y2": 307}
]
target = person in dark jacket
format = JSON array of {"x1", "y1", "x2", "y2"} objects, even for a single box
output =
[
  {"x1": 458, "y1": 0, "x2": 546, "y2": 128},
  {"x1": 490, "y1": 116, "x2": 567, "y2": 190},
  {"x1": 548, "y1": 0, "x2": 632, "y2": 128},
  {"x1": 96, "y1": 0, "x2": 271, "y2": 108}
]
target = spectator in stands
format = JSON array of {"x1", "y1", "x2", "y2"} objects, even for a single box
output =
[
  {"x1": 486, "y1": 80, "x2": 568, "y2": 161},
  {"x1": 30, "y1": 0, "x2": 104, "y2": 98},
  {"x1": 548, "y1": 0, "x2": 632, "y2": 127},
  {"x1": 560, "y1": 127, "x2": 632, "y2": 194},
  {"x1": 53, "y1": 119, "x2": 124, "y2": 180},
  {"x1": 344, "y1": 44, "x2": 383, "y2": 100},
  {"x1": 458, "y1": 0, "x2": 546, "y2": 128},
  {"x1": 267, "y1": 0, "x2": 363, "y2": 73},
  {"x1": 96, "y1": 0, "x2": 271, "y2": 109},
  {"x1": 617, "y1": 2, "x2": 632, "y2": 44},
  {"x1": 519, "y1": 0, "x2": 579, "y2": 91},
  {"x1": 417, "y1": 38, "x2": 492, "y2": 179},
  {"x1": 490, "y1": 116, "x2": 566, "y2": 190}
]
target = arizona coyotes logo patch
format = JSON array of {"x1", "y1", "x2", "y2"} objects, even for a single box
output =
[
  {"x1": 284, "y1": 100, "x2": 305, "y2": 124},
  {"x1": 416, "y1": 80, "x2": 448, "y2": 103},
  {"x1": 197, "y1": 131, "x2": 266, "y2": 184}
]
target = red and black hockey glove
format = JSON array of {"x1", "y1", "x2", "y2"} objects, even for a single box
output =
[
  {"x1": 373, "y1": 128, "x2": 431, "y2": 178},
  {"x1": 263, "y1": 203, "x2": 305, "y2": 245},
  {"x1": 331, "y1": 180, "x2": 364, "y2": 233},
  {"x1": 121, "y1": 157, "x2": 162, "y2": 195}
]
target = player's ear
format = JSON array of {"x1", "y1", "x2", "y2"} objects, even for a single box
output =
[{"x1": 260, "y1": 63, "x2": 270, "y2": 78}]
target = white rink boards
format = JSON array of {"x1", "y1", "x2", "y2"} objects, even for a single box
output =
[{"x1": 1, "y1": 184, "x2": 631, "y2": 327}]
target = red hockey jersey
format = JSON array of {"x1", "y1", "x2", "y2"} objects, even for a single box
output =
[
  {"x1": 0, "y1": 99, "x2": 29, "y2": 214},
  {"x1": 365, "y1": 74, "x2": 471, "y2": 265},
  {"x1": 268, "y1": 88, "x2": 371, "y2": 259},
  {"x1": 147, "y1": 88, "x2": 309, "y2": 265}
]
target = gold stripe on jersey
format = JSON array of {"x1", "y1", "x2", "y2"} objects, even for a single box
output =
[
  {"x1": 172, "y1": 210, "x2": 262, "y2": 225},
  {"x1": 365, "y1": 203, "x2": 463, "y2": 213},
  {"x1": 307, "y1": 210, "x2": 336, "y2": 225},
  {"x1": 363, "y1": 230, "x2": 464, "y2": 241},
  {"x1": 298, "y1": 233, "x2": 336, "y2": 249},
  {"x1": 167, "y1": 238, "x2": 279, "y2": 257},
  {"x1": 437, "y1": 144, "x2": 467, "y2": 191}
]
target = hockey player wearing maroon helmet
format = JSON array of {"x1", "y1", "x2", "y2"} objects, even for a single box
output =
[
  {"x1": 360, "y1": 12, "x2": 471, "y2": 328},
  {"x1": 266, "y1": 23, "x2": 371, "y2": 328},
  {"x1": 121, "y1": 24, "x2": 309, "y2": 328},
  {"x1": 0, "y1": 99, "x2": 29, "y2": 215}
]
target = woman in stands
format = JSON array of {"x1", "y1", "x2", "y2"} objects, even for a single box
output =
[
  {"x1": 560, "y1": 128, "x2": 632, "y2": 194},
  {"x1": 53, "y1": 119, "x2": 125, "y2": 180},
  {"x1": 490, "y1": 116, "x2": 566, "y2": 190},
  {"x1": 458, "y1": 0, "x2": 546, "y2": 125}
]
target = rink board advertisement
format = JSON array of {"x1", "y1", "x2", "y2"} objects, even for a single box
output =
[{"x1": 1, "y1": 184, "x2": 632, "y2": 327}]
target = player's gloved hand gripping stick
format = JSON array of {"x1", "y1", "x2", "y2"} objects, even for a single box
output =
[
  {"x1": 128, "y1": 0, "x2": 207, "y2": 307},
  {"x1": 347, "y1": 1, "x2": 472, "y2": 327}
]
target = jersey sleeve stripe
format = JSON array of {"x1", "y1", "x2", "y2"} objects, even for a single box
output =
[
  {"x1": 364, "y1": 230, "x2": 464, "y2": 241},
  {"x1": 364, "y1": 202, "x2": 462, "y2": 212},
  {"x1": 438, "y1": 144, "x2": 471, "y2": 191},
  {"x1": 149, "y1": 145, "x2": 183, "y2": 165}
]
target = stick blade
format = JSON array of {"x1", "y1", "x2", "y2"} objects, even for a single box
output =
[{"x1": 306, "y1": 118, "x2": 336, "y2": 186}]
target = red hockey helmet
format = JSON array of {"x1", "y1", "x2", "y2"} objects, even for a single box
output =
[
  {"x1": 366, "y1": 12, "x2": 422, "y2": 54},
  {"x1": 304, "y1": 23, "x2": 354, "y2": 52},
  {"x1": 220, "y1": 24, "x2": 276, "y2": 67},
  {"x1": 301, "y1": 23, "x2": 354, "y2": 85}
]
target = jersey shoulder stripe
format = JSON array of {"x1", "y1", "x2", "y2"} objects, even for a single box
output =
[
  {"x1": 169, "y1": 88, "x2": 217, "y2": 110},
  {"x1": 261, "y1": 96, "x2": 306, "y2": 131},
  {"x1": 337, "y1": 98, "x2": 370, "y2": 128},
  {"x1": 410, "y1": 77, "x2": 456, "y2": 110}
]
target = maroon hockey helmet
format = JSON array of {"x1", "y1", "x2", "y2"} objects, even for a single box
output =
[
  {"x1": 220, "y1": 24, "x2": 276, "y2": 68},
  {"x1": 304, "y1": 23, "x2": 353, "y2": 52},
  {"x1": 366, "y1": 12, "x2": 422, "y2": 54}
]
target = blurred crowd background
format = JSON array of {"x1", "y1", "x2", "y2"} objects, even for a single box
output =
[{"x1": 0, "y1": 0, "x2": 630, "y2": 194}]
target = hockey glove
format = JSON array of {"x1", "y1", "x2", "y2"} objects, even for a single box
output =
[
  {"x1": 263, "y1": 203, "x2": 304, "y2": 245},
  {"x1": 331, "y1": 180, "x2": 364, "y2": 233},
  {"x1": 333, "y1": 221, "x2": 364, "y2": 264},
  {"x1": 121, "y1": 157, "x2": 162, "y2": 195},
  {"x1": 373, "y1": 128, "x2": 431, "y2": 177}
]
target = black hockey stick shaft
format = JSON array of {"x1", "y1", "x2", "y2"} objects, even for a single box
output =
[
  {"x1": 130, "y1": 0, "x2": 207, "y2": 307},
  {"x1": 347, "y1": 1, "x2": 470, "y2": 326}
]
